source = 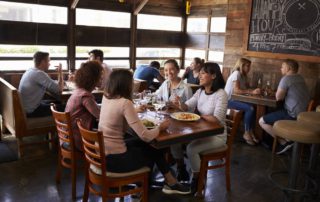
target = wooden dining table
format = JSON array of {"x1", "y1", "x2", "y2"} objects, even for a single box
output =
[
  {"x1": 231, "y1": 93, "x2": 278, "y2": 140},
  {"x1": 136, "y1": 111, "x2": 225, "y2": 149}
]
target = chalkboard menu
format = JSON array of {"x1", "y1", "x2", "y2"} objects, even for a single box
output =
[{"x1": 247, "y1": 0, "x2": 320, "y2": 57}]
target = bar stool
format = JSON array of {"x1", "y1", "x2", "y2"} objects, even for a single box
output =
[{"x1": 271, "y1": 120, "x2": 320, "y2": 202}]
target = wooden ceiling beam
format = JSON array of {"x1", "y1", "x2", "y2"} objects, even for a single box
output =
[
  {"x1": 71, "y1": 0, "x2": 80, "y2": 9},
  {"x1": 134, "y1": 0, "x2": 149, "y2": 15}
]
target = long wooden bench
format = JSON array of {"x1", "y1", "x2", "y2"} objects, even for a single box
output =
[{"x1": 0, "y1": 77, "x2": 56, "y2": 158}]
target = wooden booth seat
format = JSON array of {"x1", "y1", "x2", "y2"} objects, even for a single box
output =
[{"x1": 0, "y1": 77, "x2": 56, "y2": 158}]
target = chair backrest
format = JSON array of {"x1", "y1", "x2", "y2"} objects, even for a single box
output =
[
  {"x1": 77, "y1": 120, "x2": 106, "y2": 176},
  {"x1": 0, "y1": 77, "x2": 27, "y2": 136},
  {"x1": 225, "y1": 109, "x2": 243, "y2": 148},
  {"x1": 307, "y1": 99, "x2": 318, "y2": 112},
  {"x1": 50, "y1": 104, "x2": 75, "y2": 152}
]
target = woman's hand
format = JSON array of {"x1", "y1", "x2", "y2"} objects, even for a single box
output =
[
  {"x1": 159, "y1": 119, "x2": 170, "y2": 131},
  {"x1": 135, "y1": 104, "x2": 147, "y2": 113}
]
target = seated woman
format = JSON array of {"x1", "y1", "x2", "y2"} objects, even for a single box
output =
[
  {"x1": 155, "y1": 59, "x2": 193, "y2": 182},
  {"x1": 155, "y1": 59, "x2": 193, "y2": 104},
  {"x1": 98, "y1": 69, "x2": 190, "y2": 195},
  {"x1": 224, "y1": 58, "x2": 261, "y2": 145},
  {"x1": 182, "y1": 57, "x2": 204, "y2": 85},
  {"x1": 174, "y1": 62, "x2": 228, "y2": 193},
  {"x1": 65, "y1": 61, "x2": 103, "y2": 151}
]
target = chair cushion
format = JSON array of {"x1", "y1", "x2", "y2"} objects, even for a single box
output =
[
  {"x1": 90, "y1": 164, "x2": 150, "y2": 178},
  {"x1": 298, "y1": 112, "x2": 320, "y2": 125},
  {"x1": 200, "y1": 144, "x2": 228, "y2": 155},
  {"x1": 26, "y1": 116, "x2": 55, "y2": 129},
  {"x1": 273, "y1": 120, "x2": 320, "y2": 144}
]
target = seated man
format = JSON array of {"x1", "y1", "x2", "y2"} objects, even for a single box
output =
[
  {"x1": 259, "y1": 59, "x2": 310, "y2": 154},
  {"x1": 88, "y1": 49, "x2": 112, "y2": 89},
  {"x1": 19, "y1": 51, "x2": 64, "y2": 117},
  {"x1": 133, "y1": 61, "x2": 165, "y2": 90}
]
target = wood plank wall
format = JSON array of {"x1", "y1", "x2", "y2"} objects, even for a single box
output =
[{"x1": 224, "y1": 0, "x2": 320, "y2": 99}]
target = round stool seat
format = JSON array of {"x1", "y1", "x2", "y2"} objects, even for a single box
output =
[
  {"x1": 298, "y1": 112, "x2": 320, "y2": 125},
  {"x1": 273, "y1": 120, "x2": 320, "y2": 144}
]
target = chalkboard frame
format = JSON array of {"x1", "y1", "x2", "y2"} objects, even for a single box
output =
[{"x1": 243, "y1": 0, "x2": 320, "y2": 63}]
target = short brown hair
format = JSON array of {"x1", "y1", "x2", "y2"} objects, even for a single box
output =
[
  {"x1": 105, "y1": 69, "x2": 133, "y2": 101},
  {"x1": 33, "y1": 51, "x2": 49, "y2": 67},
  {"x1": 75, "y1": 61, "x2": 103, "y2": 91},
  {"x1": 283, "y1": 59, "x2": 299, "y2": 73}
]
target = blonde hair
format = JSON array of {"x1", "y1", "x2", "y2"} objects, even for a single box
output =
[{"x1": 232, "y1": 58, "x2": 251, "y2": 75}]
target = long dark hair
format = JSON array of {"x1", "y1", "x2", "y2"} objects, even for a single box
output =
[
  {"x1": 201, "y1": 62, "x2": 225, "y2": 93},
  {"x1": 105, "y1": 69, "x2": 133, "y2": 101}
]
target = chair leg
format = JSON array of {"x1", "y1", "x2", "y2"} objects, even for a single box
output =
[
  {"x1": 55, "y1": 147, "x2": 62, "y2": 184},
  {"x1": 17, "y1": 137, "x2": 23, "y2": 159},
  {"x1": 272, "y1": 137, "x2": 278, "y2": 154},
  {"x1": 225, "y1": 156, "x2": 231, "y2": 191},
  {"x1": 71, "y1": 157, "x2": 77, "y2": 200},
  {"x1": 197, "y1": 158, "x2": 208, "y2": 197},
  {"x1": 82, "y1": 167, "x2": 89, "y2": 202},
  {"x1": 142, "y1": 174, "x2": 149, "y2": 202}
]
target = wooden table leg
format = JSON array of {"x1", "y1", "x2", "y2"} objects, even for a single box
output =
[{"x1": 255, "y1": 105, "x2": 266, "y2": 140}]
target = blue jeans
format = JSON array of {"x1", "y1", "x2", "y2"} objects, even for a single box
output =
[{"x1": 228, "y1": 100, "x2": 255, "y2": 132}]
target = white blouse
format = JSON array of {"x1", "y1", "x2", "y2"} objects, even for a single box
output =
[{"x1": 155, "y1": 79, "x2": 193, "y2": 103}]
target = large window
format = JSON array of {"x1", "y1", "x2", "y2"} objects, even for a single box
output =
[
  {"x1": 0, "y1": 45, "x2": 67, "y2": 70},
  {"x1": 137, "y1": 14, "x2": 182, "y2": 31},
  {"x1": 76, "y1": 9, "x2": 130, "y2": 28},
  {"x1": 210, "y1": 17, "x2": 227, "y2": 33},
  {"x1": 136, "y1": 48, "x2": 180, "y2": 58},
  {"x1": 184, "y1": 49, "x2": 206, "y2": 68},
  {"x1": 76, "y1": 46, "x2": 129, "y2": 58},
  {"x1": 208, "y1": 51, "x2": 224, "y2": 63},
  {"x1": 75, "y1": 46, "x2": 130, "y2": 69},
  {"x1": 0, "y1": 1, "x2": 67, "y2": 24},
  {"x1": 187, "y1": 18, "x2": 208, "y2": 32},
  {"x1": 136, "y1": 48, "x2": 181, "y2": 68}
]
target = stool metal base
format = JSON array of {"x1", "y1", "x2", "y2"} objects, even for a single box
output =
[{"x1": 269, "y1": 143, "x2": 319, "y2": 202}]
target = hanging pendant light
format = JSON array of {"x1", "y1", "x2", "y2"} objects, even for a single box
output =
[
  {"x1": 186, "y1": 0, "x2": 191, "y2": 15},
  {"x1": 119, "y1": 0, "x2": 125, "y2": 3}
]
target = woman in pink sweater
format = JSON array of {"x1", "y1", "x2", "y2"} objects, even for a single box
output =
[{"x1": 99, "y1": 69, "x2": 190, "y2": 195}]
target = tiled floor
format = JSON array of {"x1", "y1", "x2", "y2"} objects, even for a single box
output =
[{"x1": 0, "y1": 135, "x2": 319, "y2": 202}]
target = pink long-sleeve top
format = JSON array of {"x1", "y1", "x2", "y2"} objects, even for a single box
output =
[{"x1": 98, "y1": 96, "x2": 160, "y2": 155}]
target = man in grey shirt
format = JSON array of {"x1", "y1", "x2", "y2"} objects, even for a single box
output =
[
  {"x1": 259, "y1": 59, "x2": 310, "y2": 154},
  {"x1": 19, "y1": 51, "x2": 64, "y2": 117}
]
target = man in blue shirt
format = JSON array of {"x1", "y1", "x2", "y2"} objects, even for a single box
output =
[{"x1": 133, "y1": 61, "x2": 164, "y2": 90}]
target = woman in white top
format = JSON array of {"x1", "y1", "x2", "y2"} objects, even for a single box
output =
[
  {"x1": 155, "y1": 59, "x2": 193, "y2": 104},
  {"x1": 224, "y1": 58, "x2": 261, "y2": 145},
  {"x1": 174, "y1": 62, "x2": 228, "y2": 193},
  {"x1": 155, "y1": 59, "x2": 193, "y2": 182}
]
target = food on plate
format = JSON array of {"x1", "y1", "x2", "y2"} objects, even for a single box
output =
[
  {"x1": 142, "y1": 119, "x2": 155, "y2": 128},
  {"x1": 172, "y1": 112, "x2": 200, "y2": 121}
]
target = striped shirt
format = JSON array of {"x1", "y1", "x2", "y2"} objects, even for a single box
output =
[{"x1": 185, "y1": 88, "x2": 228, "y2": 136}]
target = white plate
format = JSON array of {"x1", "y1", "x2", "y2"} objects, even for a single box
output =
[{"x1": 170, "y1": 112, "x2": 201, "y2": 121}]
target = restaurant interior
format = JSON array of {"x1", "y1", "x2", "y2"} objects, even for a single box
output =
[{"x1": 0, "y1": 0, "x2": 320, "y2": 202}]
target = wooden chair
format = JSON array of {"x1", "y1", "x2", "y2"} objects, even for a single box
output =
[
  {"x1": 197, "y1": 109, "x2": 243, "y2": 196},
  {"x1": 77, "y1": 120, "x2": 150, "y2": 202},
  {"x1": 50, "y1": 104, "x2": 82, "y2": 200},
  {"x1": 0, "y1": 77, "x2": 56, "y2": 158},
  {"x1": 271, "y1": 99, "x2": 318, "y2": 154}
]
